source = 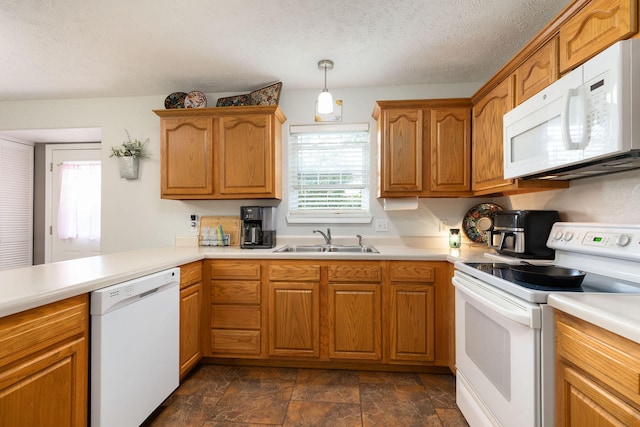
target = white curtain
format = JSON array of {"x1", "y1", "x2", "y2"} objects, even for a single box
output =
[{"x1": 57, "y1": 161, "x2": 101, "y2": 240}]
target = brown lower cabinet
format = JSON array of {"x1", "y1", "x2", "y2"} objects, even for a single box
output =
[
  {"x1": 555, "y1": 311, "x2": 640, "y2": 426},
  {"x1": 202, "y1": 259, "x2": 452, "y2": 369},
  {"x1": 268, "y1": 263, "x2": 321, "y2": 358},
  {"x1": 179, "y1": 261, "x2": 203, "y2": 378},
  {"x1": 328, "y1": 263, "x2": 383, "y2": 361},
  {"x1": 0, "y1": 295, "x2": 89, "y2": 427},
  {"x1": 206, "y1": 260, "x2": 265, "y2": 358}
]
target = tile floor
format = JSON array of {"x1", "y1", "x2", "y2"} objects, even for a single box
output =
[{"x1": 144, "y1": 364, "x2": 469, "y2": 427}]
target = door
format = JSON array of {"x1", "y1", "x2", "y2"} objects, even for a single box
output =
[{"x1": 46, "y1": 144, "x2": 101, "y2": 263}]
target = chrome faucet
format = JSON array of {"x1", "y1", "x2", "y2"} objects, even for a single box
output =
[
  {"x1": 356, "y1": 234, "x2": 363, "y2": 247},
  {"x1": 313, "y1": 228, "x2": 332, "y2": 245}
]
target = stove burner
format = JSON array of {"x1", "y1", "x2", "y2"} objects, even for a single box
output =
[
  {"x1": 474, "y1": 263, "x2": 585, "y2": 291},
  {"x1": 465, "y1": 263, "x2": 640, "y2": 294}
]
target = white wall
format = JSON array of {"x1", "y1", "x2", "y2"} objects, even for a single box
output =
[
  {"x1": 2, "y1": 83, "x2": 638, "y2": 254},
  {"x1": 0, "y1": 84, "x2": 481, "y2": 253},
  {"x1": 496, "y1": 169, "x2": 640, "y2": 223}
]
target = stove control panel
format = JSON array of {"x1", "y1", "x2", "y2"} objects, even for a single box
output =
[{"x1": 548, "y1": 223, "x2": 640, "y2": 261}]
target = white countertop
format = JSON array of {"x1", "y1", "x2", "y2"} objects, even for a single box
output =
[
  {"x1": 548, "y1": 294, "x2": 640, "y2": 344},
  {"x1": 0, "y1": 244, "x2": 485, "y2": 318}
]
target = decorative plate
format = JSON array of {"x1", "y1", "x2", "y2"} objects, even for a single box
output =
[
  {"x1": 216, "y1": 94, "x2": 251, "y2": 107},
  {"x1": 164, "y1": 92, "x2": 187, "y2": 109},
  {"x1": 184, "y1": 91, "x2": 207, "y2": 108},
  {"x1": 462, "y1": 203, "x2": 504, "y2": 244},
  {"x1": 249, "y1": 82, "x2": 282, "y2": 106}
]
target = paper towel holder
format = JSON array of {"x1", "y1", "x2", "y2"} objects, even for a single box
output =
[{"x1": 383, "y1": 197, "x2": 419, "y2": 211}]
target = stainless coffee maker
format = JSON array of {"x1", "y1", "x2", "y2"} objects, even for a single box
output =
[{"x1": 240, "y1": 206, "x2": 277, "y2": 249}]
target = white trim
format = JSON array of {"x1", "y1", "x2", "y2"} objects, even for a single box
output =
[
  {"x1": 286, "y1": 213, "x2": 373, "y2": 224},
  {"x1": 289, "y1": 123, "x2": 369, "y2": 134}
]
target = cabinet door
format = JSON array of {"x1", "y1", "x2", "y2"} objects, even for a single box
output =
[
  {"x1": 515, "y1": 37, "x2": 559, "y2": 105},
  {"x1": 559, "y1": 0, "x2": 637, "y2": 73},
  {"x1": 472, "y1": 77, "x2": 514, "y2": 192},
  {"x1": 0, "y1": 339, "x2": 87, "y2": 427},
  {"x1": 180, "y1": 281, "x2": 202, "y2": 378},
  {"x1": 430, "y1": 107, "x2": 471, "y2": 192},
  {"x1": 556, "y1": 363, "x2": 640, "y2": 426},
  {"x1": 0, "y1": 295, "x2": 88, "y2": 427},
  {"x1": 380, "y1": 108, "x2": 424, "y2": 195},
  {"x1": 389, "y1": 283, "x2": 435, "y2": 363},
  {"x1": 161, "y1": 117, "x2": 214, "y2": 197},
  {"x1": 269, "y1": 283, "x2": 320, "y2": 357},
  {"x1": 328, "y1": 284, "x2": 382, "y2": 360},
  {"x1": 218, "y1": 114, "x2": 276, "y2": 197}
]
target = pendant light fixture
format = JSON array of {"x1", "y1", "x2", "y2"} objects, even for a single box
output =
[{"x1": 317, "y1": 59, "x2": 334, "y2": 114}]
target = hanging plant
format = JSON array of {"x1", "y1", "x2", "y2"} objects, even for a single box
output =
[
  {"x1": 110, "y1": 129, "x2": 150, "y2": 158},
  {"x1": 111, "y1": 130, "x2": 150, "y2": 179}
]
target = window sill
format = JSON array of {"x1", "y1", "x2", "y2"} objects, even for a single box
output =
[{"x1": 286, "y1": 214, "x2": 373, "y2": 224}]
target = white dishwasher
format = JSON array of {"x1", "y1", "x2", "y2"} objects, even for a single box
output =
[{"x1": 90, "y1": 268, "x2": 180, "y2": 427}]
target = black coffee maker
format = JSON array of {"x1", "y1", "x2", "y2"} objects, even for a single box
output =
[{"x1": 240, "y1": 206, "x2": 277, "y2": 249}]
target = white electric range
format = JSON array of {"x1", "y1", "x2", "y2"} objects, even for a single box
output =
[{"x1": 453, "y1": 222, "x2": 640, "y2": 427}]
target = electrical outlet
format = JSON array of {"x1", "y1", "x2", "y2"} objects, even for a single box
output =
[
  {"x1": 374, "y1": 219, "x2": 389, "y2": 232},
  {"x1": 439, "y1": 219, "x2": 448, "y2": 232},
  {"x1": 190, "y1": 214, "x2": 198, "y2": 230}
]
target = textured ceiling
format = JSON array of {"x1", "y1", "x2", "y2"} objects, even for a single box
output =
[{"x1": 0, "y1": 0, "x2": 570, "y2": 102}]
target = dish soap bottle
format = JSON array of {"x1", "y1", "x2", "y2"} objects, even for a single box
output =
[{"x1": 449, "y1": 228, "x2": 461, "y2": 248}]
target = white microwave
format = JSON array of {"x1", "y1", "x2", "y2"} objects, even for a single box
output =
[{"x1": 504, "y1": 39, "x2": 640, "y2": 180}]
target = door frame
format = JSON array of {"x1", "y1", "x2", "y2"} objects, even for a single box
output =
[{"x1": 45, "y1": 143, "x2": 102, "y2": 263}]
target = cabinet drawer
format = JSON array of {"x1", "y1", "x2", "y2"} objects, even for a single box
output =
[
  {"x1": 210, "y1": 262, "x2": 261, "y2": 280},
  {"x1": 556, "y1": 312, "x2": 640, "y2": 406},
  {"x1": 211, "y1": 281, "x2": 261, "y2": 304},
  {"x1": 0, "y1": 295, "x2": 88, "y2": 366},
  {"x1": 328, "y1": 265, "x2": 382, "y2": 282},
  {"x1": 389, "y1": 262, "x2": 435, "y2": 282},
  {"x1": 269, "y1": 264, "x2": 320, "y2": 281},
  {"x1": 180, "y1": 261, "x2": 202, "y2": 288},
  {"x1": 211, "y1": 330, "x2": 261, "y2": 355},
  {"x1": 211, "y1": 305, "x2": 261, "y2": 330}
]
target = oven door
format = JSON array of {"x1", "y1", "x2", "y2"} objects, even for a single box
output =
[{"x1": 453, "y1": 270, "x2": 542, "y2": 427}]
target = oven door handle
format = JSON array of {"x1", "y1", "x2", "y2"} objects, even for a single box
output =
[{"x1": 453, "y1": 274, "x2": 541, "y2": 328}]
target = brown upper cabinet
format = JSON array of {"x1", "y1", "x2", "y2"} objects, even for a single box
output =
[
  {"x1": 373, "y1": 99, "x2": 473, "y2": 198},
  {"x1": 514, "y1": 37, "x2": 560, "y2": 106},
  {"x1": 559, "y1": 0, "x2": 638, "y2": 73},
  {"x1": 467, "y1": 0, "x2": 640, "y2": 195},
  {"x1": 472, "y1": 77, "x2": 515, "y2": 193},
  {"x1": 154, "y1": 106, "x2": 286, "y2": 200}
]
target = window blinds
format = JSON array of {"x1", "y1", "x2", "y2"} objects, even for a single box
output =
[
  {"x1": 288, "y1": 124, "x2": 370, "y2": 213},
  {"x1": 0, "y1": 139, "x2": 34, "y2": 270}
]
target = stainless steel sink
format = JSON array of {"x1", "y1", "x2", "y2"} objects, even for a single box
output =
[
  {"x1": 274, "y1": 245, "x2": 324, "y2": 253},
  {"x1": 274, "y1": 244, "x2": 379, "y2": 253}
]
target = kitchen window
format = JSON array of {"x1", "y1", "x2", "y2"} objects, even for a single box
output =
[{"x1": 287, "y1": 124, "x2": 371, "y2": 223}]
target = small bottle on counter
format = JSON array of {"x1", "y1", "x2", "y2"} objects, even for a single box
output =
[{"x1": 449, "y1": 228, "x2": 461, "y2": 248}]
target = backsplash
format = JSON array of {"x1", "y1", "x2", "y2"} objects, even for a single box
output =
[{"x1": 498, "y1": 169, "x2": 640, "y2": 224}]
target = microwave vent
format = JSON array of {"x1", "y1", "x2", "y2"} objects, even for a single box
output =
[{"x1": 520, "y1": 150, "x2": 640, "y2": 181}]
